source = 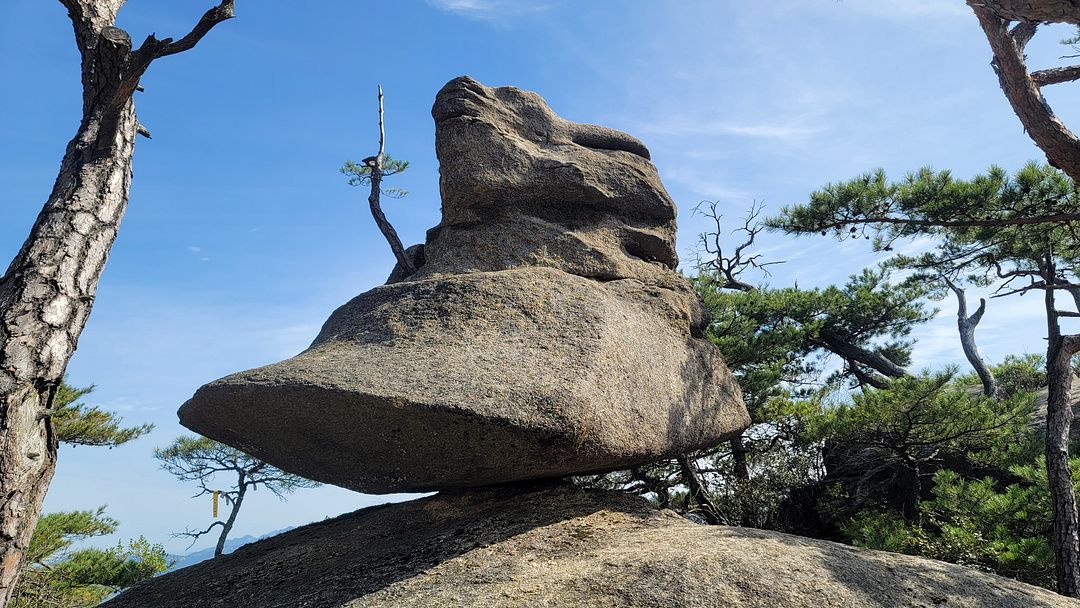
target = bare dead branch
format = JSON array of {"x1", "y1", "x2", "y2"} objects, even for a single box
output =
[
  {"x1": 110, "y1": 0, "x2": 234, "y2": 108},
  {"x1": 694, "y1": 199, "x2": 783, "y2": 291},
  {"x1": 157, "y1": 0, "x2": 236, "y2": 58},
  {"x1": 173, "y1": 520, "x2": 225, "y2": 550}
]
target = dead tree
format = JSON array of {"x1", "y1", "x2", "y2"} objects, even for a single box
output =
[
  {"x1": 944, "y1": 279, "x2": 997, "y2": 398},
  {"x1": 0, "y1": 2, "x2": 234, "y2": 603}
]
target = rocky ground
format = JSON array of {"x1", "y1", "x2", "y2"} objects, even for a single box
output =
[{"x1": 104, "y1": 483, "x2": 1076, "y2": 608}]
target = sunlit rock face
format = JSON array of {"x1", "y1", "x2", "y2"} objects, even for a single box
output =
[{"x1": 176, "y1": 76, "x2": 748, "y2": 494}]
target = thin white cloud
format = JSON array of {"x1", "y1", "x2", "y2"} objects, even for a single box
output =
[
  {"x1": 425, "y1": 0, "x2": 550, "y2": 20},
  {"x1": 188, "y1": 245, "x2": 210, "y2": 262},
  {"x1": 660, "y1": 165, "x2": 751, "y2": 200},
  {"x1": 643, "y1": 118, "x2": 823, "y2": 143}
]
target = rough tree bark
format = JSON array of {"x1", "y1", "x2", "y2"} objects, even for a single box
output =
[
  {"x1": 965, "y1": 2, "x2": 1080, "y2": 594},
  {"x1": 968, "y1": 1, "x2": 1080, "y2": 183},
  {"x1": 0, "y1": 2, "x2": 234, "y2": 604},
  {"x1": 979, "y1": 0, "x2": 1080, "y2": 24},
  {"x1": 1043, "y1": 255, "x2": 1080, "y2": 597}
]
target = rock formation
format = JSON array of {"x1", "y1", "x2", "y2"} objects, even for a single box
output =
[
  {"x1": 102, "y1": 483, "x2": 1077, "y2": 608},
  {"x1": 177, "y1": 76, "x2": 748, "y2": 493},
  {"x1": 132, "y1": 78, "x2": 1060, "y2": 608}
]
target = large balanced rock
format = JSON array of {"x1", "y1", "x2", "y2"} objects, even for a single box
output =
[
  {"x1": 104, "y1": 483, "x2": 1074, "y2": 608},
  {"x1": 177, "y1": 77, "x2": 748, "y2": 493}
]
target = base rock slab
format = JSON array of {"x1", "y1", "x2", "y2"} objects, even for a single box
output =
[{"x1": 105, "y1": 484, "x2": 1076, "y2": 608}]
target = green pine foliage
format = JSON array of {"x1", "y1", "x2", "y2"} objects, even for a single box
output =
[
  {"x1": 697, "y1": 266, "x2": 933, "y2": 407},
  {"x1": 816, "y1": 371, "x2": 1035, "y2": 471},
  {"x1": 843, "y1": 460, "x2": 1066, "y2": 590},
  {"x1": 52, "y1": 382, "x2": 153, "y2": 448},
  {"x1": 10, "y1": 508, "x2": 169, "y2": 607},
  {"x1": 341, "y1": 154, "x2": 410, "y2": 198}
]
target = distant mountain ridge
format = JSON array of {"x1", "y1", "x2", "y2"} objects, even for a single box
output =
[{"x1": 167, "y1": 527, "x2": 293, "y2": 571}]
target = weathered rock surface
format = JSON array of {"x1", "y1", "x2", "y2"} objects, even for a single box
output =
[
  {"x1": 1032, "y1": 379, "x2": 1080, "y2": 441},
  {"x1": 178, "y1": 76, "x2": 748, "y2": 493},
  {"x1": 104, "y1": 483, "x2": 1076, "y2": 608}
]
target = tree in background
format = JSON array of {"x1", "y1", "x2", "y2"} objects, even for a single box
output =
[
  {"x1": 814, "y1": 371, "x2": 1035, "y2": 524},
  {"x1": 341, "y1": 85, "x2": 416, "y2": 277},
  {"x1": 581, "y1": 203, "x2": 936, "y2": 529},
  {"x1": 8, "y1": 508, "x2": 167, "y2": 608},
  {"x1": 584, "y1": 189, "x2": 1075, "y2": 593},
  {"x1": 693, "y1": 203, "x2": 932, "y2": 526},
  {"x1": 770, "y1": 161, "x2": 1080, "y2": 596},
  {"x1": 0, "y1": 2, "x2": 236, "y2": 601},
  {"x1": 155, "y1": 437, "x2": 320, "y2": 558}
]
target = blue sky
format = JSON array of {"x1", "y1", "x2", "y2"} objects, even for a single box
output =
[{"x1": 3, "y1": 0, "x2": 1080, "y2": 553}]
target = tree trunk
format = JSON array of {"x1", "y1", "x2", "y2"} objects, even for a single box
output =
[
  {"x1": 1046, "y1": 333, "x2": 1080, "y2": 596},
  {"x1": 366, "y1": 86, "x2": 415, "y2": 276},
  {"x1": 1044, "y1": 264, "x2": 1080, "y2": 597},
  {"x1": 968, "y1": 2, "x2": 1080, "y2": 184},
  {"x1": 0, "y1": 97, "x2": 137, "y2": 606},
  {"x1": 909, "y1": 460, "x2": 924, "y2": 527},
  {"x1": 215, "y1": 478, "x2": 246, "y2": 557},
  {"x1": 951, "y1": 285, "x2": 997, "y2": 397},
  {"x1": 677, "y1": 454, "x2": 721, "y2": 525},
  {"x1": 729, "y1": 434, "x2": 754, "y2": 527},
  {"x1": 0, "y1": 3, "x2": 232, "y2": 604},
  {"x1": 817, "y1": 328, "x2": 908, "y2": 379},
  {"x1": 979, "y1": 0, "x2": 1080, "y2": 24}
]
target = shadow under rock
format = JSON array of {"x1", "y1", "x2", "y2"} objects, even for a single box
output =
[{"x1": 102, "y1": 481, "x2": 650, "y2": 608}]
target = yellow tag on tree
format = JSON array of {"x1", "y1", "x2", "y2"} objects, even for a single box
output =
[{"x1": 213, "y1": 490, "x2": 219, "y2": 518}]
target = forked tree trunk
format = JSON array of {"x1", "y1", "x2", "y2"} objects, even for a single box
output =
[
  {"x1": 949, "y1": 283, "x2": 996, "y2": 397},
  {"x1": 968, "y1": 1, "x2": 1080, "y2": 183},
  {"x1": 0, "y1": 3, "x2": 233, "y2": 604}
]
